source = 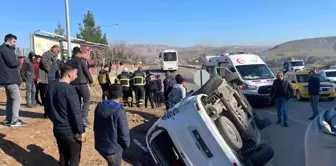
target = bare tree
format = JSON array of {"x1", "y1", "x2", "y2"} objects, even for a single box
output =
[
  {"x1": 109, "y1": 41, "x2": 136, "y2": 61},
  {"x1": 198, "y1": 45, "x2": 210, "y2": 64}
]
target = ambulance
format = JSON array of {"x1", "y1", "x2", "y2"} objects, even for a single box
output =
[{"x1": 206, "y1": 53, "x2": 276, "y2": 106}]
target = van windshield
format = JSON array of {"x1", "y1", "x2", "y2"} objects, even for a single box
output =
[
  {"x1": 290, "y1": 61, "x2": 304, "y2": 67},
  {"x1": 235, "y1": 64, "x2": 274, "y2": 80},
  {"x1": 163, "y1": 52, "x2": 177, "y2": 61}
]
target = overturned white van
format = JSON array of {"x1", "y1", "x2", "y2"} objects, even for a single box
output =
[{"x1": 146, "y1": 75, "x2": 274, "y2": 166}]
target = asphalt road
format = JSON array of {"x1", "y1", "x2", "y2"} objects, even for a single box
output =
[{"x1": 148, "y1": 66, "x2": 336, "y2": 166}]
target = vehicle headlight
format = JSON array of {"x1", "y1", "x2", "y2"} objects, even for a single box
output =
[
  {"x1": 303, "y1": 86, "x2": 308, "y2": 91},
  {"x1": 243, "y1": 83, "x2": 257, "y2": 90}
]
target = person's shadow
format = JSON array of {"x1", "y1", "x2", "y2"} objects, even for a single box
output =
[{"x1": 0, "y1": 133, "x2": 58, "y2": 166}]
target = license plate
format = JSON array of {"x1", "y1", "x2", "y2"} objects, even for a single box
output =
[{"x1": 319, "y1": 91, "x2": 326, "y2": 94}]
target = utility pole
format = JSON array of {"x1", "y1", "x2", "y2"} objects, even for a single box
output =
[{"x1": 65, "y1": 0, "x2": 72, "y2": 59}]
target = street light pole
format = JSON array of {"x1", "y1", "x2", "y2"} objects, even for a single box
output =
[{"x1": 65, "y1": 0, "x2": 72, "y2": 59}]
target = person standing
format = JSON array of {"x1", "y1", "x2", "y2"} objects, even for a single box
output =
[
  {"x1": 156, "y1": 75, "x2": 163, "y2": 107},
  {"x1": 163, "y1": 71, "x2": 176, "y2": 107},
  {"x1": 38, "y1": 45, "x2": 61, "y2": 112},
  {"x1": 129, "y1": 72, "x2": 135, "y2": 107},
  {"x1": 145, "y1": 71, "x2": 158, "y2": 109},
  {"x1": 0, "y1": 34, "x2": 26, "y2": 127},
  {"x1": 69, "y1": 47, "x2": 93, "y2": 127},
  {"x1": 132, "y1": 66, "x2": 145, "y2": 108},
  {"x1": 98, "y1": 64, "x2": 111, "y2": 100},
  {"x1": 20, "y1": 52, "x2": 37, "y2": 107},
  {"x1": 270, "y1": 71, "x2": 293, "y2": 127},
  {"x1": 94, "y1": 84, "x2": 130, "y2": 166},
  {"x1": 45, "y1": 63, "x2": 86, "y2": 166},
  {"x1": 34, "y1": 55, "x2": 42, "y2": 105},
  {"x1": 166, "y1": 74, "x2": 188, "y2": 110},
  {"x1": 116, "y1": 68, "x2": 132, "y2": 107},
  {"x1": 308, "y1": 70, "x2": 320, "y2": 120}
]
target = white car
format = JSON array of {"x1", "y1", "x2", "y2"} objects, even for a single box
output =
[
  {"x1": 146, "y1": 75, "x2": 274, "y2": 166},
  {"x1": 317, "y1": 69, "x2": 336, "y2": 83},
  {"x1": 305, "y1": 109, "x2": 336, "y2": 166}
]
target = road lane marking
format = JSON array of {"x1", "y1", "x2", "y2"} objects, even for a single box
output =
[{"x1": 263, "y1": 110, "x2": 309, "y2": 126}]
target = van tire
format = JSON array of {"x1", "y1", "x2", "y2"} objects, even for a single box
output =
[
  {"x1": 216, "y1": 116, "x2": 243, "y2": 151},
  {"x1": 193, "y1": 75, "x2": 223, "y2": 96},
  {"x1": 245, "y1": 144, "x2": 274, "y2": 166}
]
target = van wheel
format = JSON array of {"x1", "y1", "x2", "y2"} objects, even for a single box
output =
[
  {"x1": 216, "y1": 116, "x2": 243, "y2": 151},
  {"x1": 296, "y1": 90, "x2": 303, "y2": 101},
  {"x1": 245, "y1": 144, "x2": 274, "y2": 166}
]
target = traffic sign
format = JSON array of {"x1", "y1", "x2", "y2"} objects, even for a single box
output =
[{"x1": 194, "y1": 70, "x2": 210, "y2": 87}]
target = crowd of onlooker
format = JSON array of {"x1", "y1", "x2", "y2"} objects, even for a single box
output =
[{"x1": 0, "y1": 33, "x2": 190, "y2": 166}]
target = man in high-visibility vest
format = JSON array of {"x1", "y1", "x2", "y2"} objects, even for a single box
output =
[
  {"x1": 116, "y1": 68, "x2": 132, "y2": 107},
  {"x1": 132, "y1": 66, "x2": 146, "y2": 108}
]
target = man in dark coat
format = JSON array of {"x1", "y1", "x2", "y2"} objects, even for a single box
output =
[
  {"x1": 0, "y1": 34, "x2": 27, "y2": 127},
  {"x1": 308, "y1": 70, "x2": 320, "y2": 120},
  {"x1": 270, "y1": 71, "x2": 293, "y2": 127},
  {"x1": 94, "y1": 84, "x2": 130, "y2": 166},
  {"x1": 69, "y1": 47, "x2": 93, "y2": 127},
  {"x1": 38, "y1": 45, "x2": 61, "y2": 111}
]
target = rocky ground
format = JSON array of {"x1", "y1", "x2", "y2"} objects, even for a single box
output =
[{"x1": 0, "y1": 85, "x2": 165, "y2": 166}]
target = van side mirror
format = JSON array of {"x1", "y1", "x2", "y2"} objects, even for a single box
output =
[
  {"x1": 159, "y1": 55, "x2": 162, "y2": 58},
  {"x1": 291, "y1": 80, "x2": 296, "y2": 83}
]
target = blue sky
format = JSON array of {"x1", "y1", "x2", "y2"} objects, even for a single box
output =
[{"x1": 1, "y1": 0, "x2": 336, "y2": 48}]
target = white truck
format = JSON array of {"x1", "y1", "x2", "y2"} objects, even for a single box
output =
[
  {"x1": 204, "y1": 53, "x2": 276, "y2": 107},
  {"x1": 146, "y1": 75, "x2": 274, "y2": 166},
  {"x1": 283, "y1": 58, "x2": 305, "y2": 72}
]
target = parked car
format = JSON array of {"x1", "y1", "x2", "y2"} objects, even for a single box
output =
[
  {"x1": 305, "y1": 108, "x2": 336, "y2": 166},
  {"x1": 317, "y1": 69, "x2": 336, "y2": 83},
  {"x1": 146, "y1": 75, "x2": 274, "y2": 166},
  {"x1": 284, "y1": 71, "x2": 336, "y2": 101}
]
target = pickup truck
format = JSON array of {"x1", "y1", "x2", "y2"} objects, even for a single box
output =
[{"x1": 145, "y1": 74, "x2": 274, "y2": 166}]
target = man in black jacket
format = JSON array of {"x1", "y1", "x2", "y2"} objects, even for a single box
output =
[
  {"x1": 69, "y1": 47, "x2": 93, "y2": 127},
  {"x1": 156, "y1": 75, "x2": 163, "y2": 106},
  {"x1": 270, "y1": 71, "x2": 293, "y2": 127},
  {"x1": 163, "y1": 71, "x2": 176, "y2": 107},
  {"x1": 145, "y1": 71, "x2": 159, "y2": 109},
  {"x1": 45, "y1": 63, "x2": 86, "y2": 166},
  {"x1": 308, "y1": 70, "x2": 320, "y2": 120},
  {"x1": 94, "y1": 84, "x2": 130, "y2": 166},
  {"x1": 0, "y1": 34, "x2": 26, "y2": 127},
  {"x1": 21, "y1": 52, "x2": 37, "y2": 108}
]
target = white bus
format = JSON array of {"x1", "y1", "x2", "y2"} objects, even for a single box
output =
[{"x1": 159, "y1": 49, "x2": 178, "y2": 71}]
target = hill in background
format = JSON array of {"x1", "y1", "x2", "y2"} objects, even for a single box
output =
[
  {"x1": 260, "y1": 36, "x2": 336, "y2": 68},
  {"x1": 129, "y1": 36, "x2": 336, "y2": 67}
]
